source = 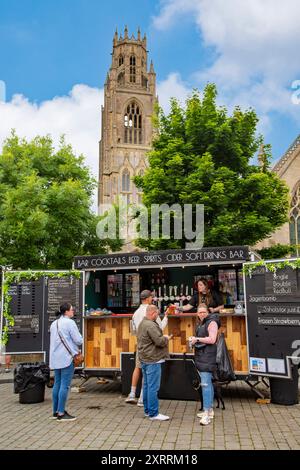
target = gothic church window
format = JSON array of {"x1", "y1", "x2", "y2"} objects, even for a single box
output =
[
  {"x1": 118, "y1": 55, "x2": 124, "y2": 67},
  {"x1": 118, "y1": 72, "x2": 125, "y2": 86},
  {"x1": 122, "y1": 169, "x2": 130, "y2": 192},
  {"x1": 290, "y1": 183, "x2": 300, "y2": 247},
  {"x1": 142, "y1": 75, "x2": 148, "y2": 89},
  {"x1": 130, "y1": 55, "x2": 136, "y2": 83},
  {"x1": 124, "y1": 102, "x2": 142, "y2": 144}
]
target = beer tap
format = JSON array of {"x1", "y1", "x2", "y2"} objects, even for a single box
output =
[
  {"x1": 158, "y1": 286, "x2": 163, "y2": 313},
  {"x1": 163, "y1": 285, "x2": 168, "y2": 301},
  {"x1": 169, "y1": 285, "x2": 175, "y2": 302},
  {"x1": 152, "y1": 289, "x2": 158, "y2": 305},
  {"x1": 180, "y1": 283, "x2": 184, "y2": 307}
]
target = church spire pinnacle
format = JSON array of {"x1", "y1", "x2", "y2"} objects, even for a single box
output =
[
  {"x1": 149, "y1": 60, "x2": 155, "y2": 73},
  {"x1": 113, "y1": 28, "x2": 118, "y2": 45}
]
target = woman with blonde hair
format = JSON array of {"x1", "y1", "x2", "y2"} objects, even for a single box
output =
[{"x1": 189, "y1": 303, "x2": 220, "y2": 426}]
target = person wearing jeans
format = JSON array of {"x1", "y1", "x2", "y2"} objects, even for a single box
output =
[
  {"x1": 198, "y1": 371, "x2": 214, "y2": 419},
  {"x1": 137, "y1": 305, "x2": 172, "y2": 421},
  {"x1": 50, "y1": 302, "x2": 83, "y2": 422},
  {"x1": 141, "y1": 362, "x2": 162, "y2": 418},
  {"x1": 52, "y1": 362, "x2": 74, "y2": 416},
  {"x1": 125, "y1": 289, "x2": 168, "y2": 406},
  {"x1": 190, "y1": 304, "x2": 220, "y2": 426}
]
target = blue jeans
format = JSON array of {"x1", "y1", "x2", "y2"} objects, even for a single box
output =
[
  {"x1": 141, "y1": 362, "x2": 162, "y2": 418},
  {"x1": 199, "y1": 371, "x2": 214, "y2": 411},
  {"x1": 52, "y1": 362, "x2": 74, "y2": 415}
]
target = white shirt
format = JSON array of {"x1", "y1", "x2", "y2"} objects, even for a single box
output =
[
  {"x1": 132, "y1": 304, "x2": 168, "y2": 333},
  {"x1": 50, "y1": 316, "x2": 83, "y2": 369}
]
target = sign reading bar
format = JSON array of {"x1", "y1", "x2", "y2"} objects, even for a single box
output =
[{"x1": 74, "y1": 246, "x2": 249, "y2": 270}]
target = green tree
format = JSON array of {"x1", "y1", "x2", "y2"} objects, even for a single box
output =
[
  {"x1": 257, "y1": 244, "x2": 299, "y2": 260},
  {"x1": 134, "y1": 84, "x2": 289, "y2": 250},
  {"x1": 0, "y1": 132, "x2": 122, "y2": 269}
]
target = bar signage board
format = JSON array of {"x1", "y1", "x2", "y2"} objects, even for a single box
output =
[
  {"x1": 244, "y1": 261, "x2": 300, "y2": 378},
  {"x1": 74, "y1": 246, "x2": 249, "y2": 270}
]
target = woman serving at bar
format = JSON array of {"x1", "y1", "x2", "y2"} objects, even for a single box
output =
[{"x1": 178, "y1": 278, "x2": 224, "y2": 313}]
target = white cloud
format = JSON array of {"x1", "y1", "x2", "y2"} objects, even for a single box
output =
[
  {"x1": 157, "y1": 72, "x2": 190, "y2": 112},
  {"x1": 0, "y1": 77, "x2": 190, "y2": 212},
  {"x1": 153, "y1": 0, "x2": 300, "y2": 126},
  {"x1": 0, "y1": 84, "x2": 103, "y2": 180}
]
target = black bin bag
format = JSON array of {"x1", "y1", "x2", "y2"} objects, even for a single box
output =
[
  {"x1": 14, "y1": 362, "x2": 50, "y2": 404},
  {"x1": 214, "y1": 333, "x2": 236, "y2": 383}
]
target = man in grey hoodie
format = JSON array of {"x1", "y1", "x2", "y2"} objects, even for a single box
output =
[{"x1": 137, "y1": 305, "x2": 172, "y2": 421}]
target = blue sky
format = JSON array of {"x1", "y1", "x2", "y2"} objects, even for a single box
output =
[
  {"x1": 0, "y1": 0, "x2": 300, "y2": 174},
  {"x1": 0, "y1": 0, "x2": 205, "y2": 100}
]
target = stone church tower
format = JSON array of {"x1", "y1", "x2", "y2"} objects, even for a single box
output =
[{"x1": 98, "y1": 27, "x2": 157, "y2": 209}]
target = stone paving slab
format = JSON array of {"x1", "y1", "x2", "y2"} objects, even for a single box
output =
[{"x1": 0, "y1": 378, "x2": 299, "y2": 450}]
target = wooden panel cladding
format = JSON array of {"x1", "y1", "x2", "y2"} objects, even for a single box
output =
[
  {"x1": 166, "y1": 317, "x2": 197, "y2": 354},
  {"x1": 219, "y1": 316, "x2": 248, "y2": 374},
  {"x1": 84, "y1": 315, "x2": 248, "y2": 373},
  {"x1": 85, "y1": 318, "x2": 133, "y2": 369}
]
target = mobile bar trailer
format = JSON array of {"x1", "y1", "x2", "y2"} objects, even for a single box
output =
[
  {"x1": 73, "y1": 245, "x2": 266, "y2": 400},
  {"x1": 3, "y1": 249, "x2": 297, "y2": 403}
]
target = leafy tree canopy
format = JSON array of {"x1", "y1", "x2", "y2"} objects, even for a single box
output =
[
  {"x1": 0, "y1": 132, "x2": 122, "y2": 269},
  {"x1": 134, "y1": 84, "x2": 289, "y2": 250}
]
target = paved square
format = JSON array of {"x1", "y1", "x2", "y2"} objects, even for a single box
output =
[{"x1": 0, "y1": 377, "x2": 299, "y2": 450}]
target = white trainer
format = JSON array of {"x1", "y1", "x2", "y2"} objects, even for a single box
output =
[
  {"x1": 149, "y1": 413, "x2": 170, "y2": 421},
  {"x1": 137, "y1": 400, "x2": 143, "y2": 407},
  {"x1": 197, "y1": 409, "x2": 214, "y2": 419},
  {"x1": 199, "y1": 411, "x2": 212, "y2": 426},
  {"x1": 125, "y1": 395, "x2": 137, "y2": 404}
]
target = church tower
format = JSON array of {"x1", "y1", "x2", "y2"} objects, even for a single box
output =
[{"x1": 98, "y1": 27, "x2": 157, "y2": 208}]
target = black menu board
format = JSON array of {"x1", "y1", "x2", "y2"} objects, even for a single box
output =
[
  {"x1": 6, "y1": 279, "x2": 44, "y2": 354},
  {"x1": 4, "y1": 272, "x2": 84, "y2": 361},
  {"x1": 245, "y1": 263, "x2": 300, "y2": 378},
  {"x1": 7, "y1": 281, "x2": 42, "y2": 334},
  {"x1": 46, "y1": 275, "x2": 83, "y2": 331}
]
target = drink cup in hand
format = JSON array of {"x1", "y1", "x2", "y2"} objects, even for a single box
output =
[
  {"x1": 187, "y1": 336, "x2": 194, "y2": 352},
  {"x1": 167, "y1": 305, "x2": 176, "y2": 315}
]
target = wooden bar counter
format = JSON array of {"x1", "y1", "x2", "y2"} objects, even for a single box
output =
[{"x1": 84, "y1": 312, "x2": 248, "y2": 375}]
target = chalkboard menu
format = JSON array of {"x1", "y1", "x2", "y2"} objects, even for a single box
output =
[
  {"x1": 7, "y1": 281, "x2": 42, "y2": 335},
  {"x1": 6, "y1": 279, "x2": 44, "y2": 353},
  {"x1": 4, "y1": 272, "x2": 84, "y2": 362},
  {"x1": 244, "y1": 262, "x2": 300, "y2": 378},
  {"x1": 46, "y1": 276, "x2": 82, "y2": 331}
]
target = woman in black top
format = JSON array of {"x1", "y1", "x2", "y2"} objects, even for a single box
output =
[{"x1": 179, "y1": 278, "x2": 224, "y2": 313}]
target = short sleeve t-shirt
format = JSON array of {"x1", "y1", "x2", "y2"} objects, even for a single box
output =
[{"x1": 189, "y1": 290, "x2": 223, "y2": 310}]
